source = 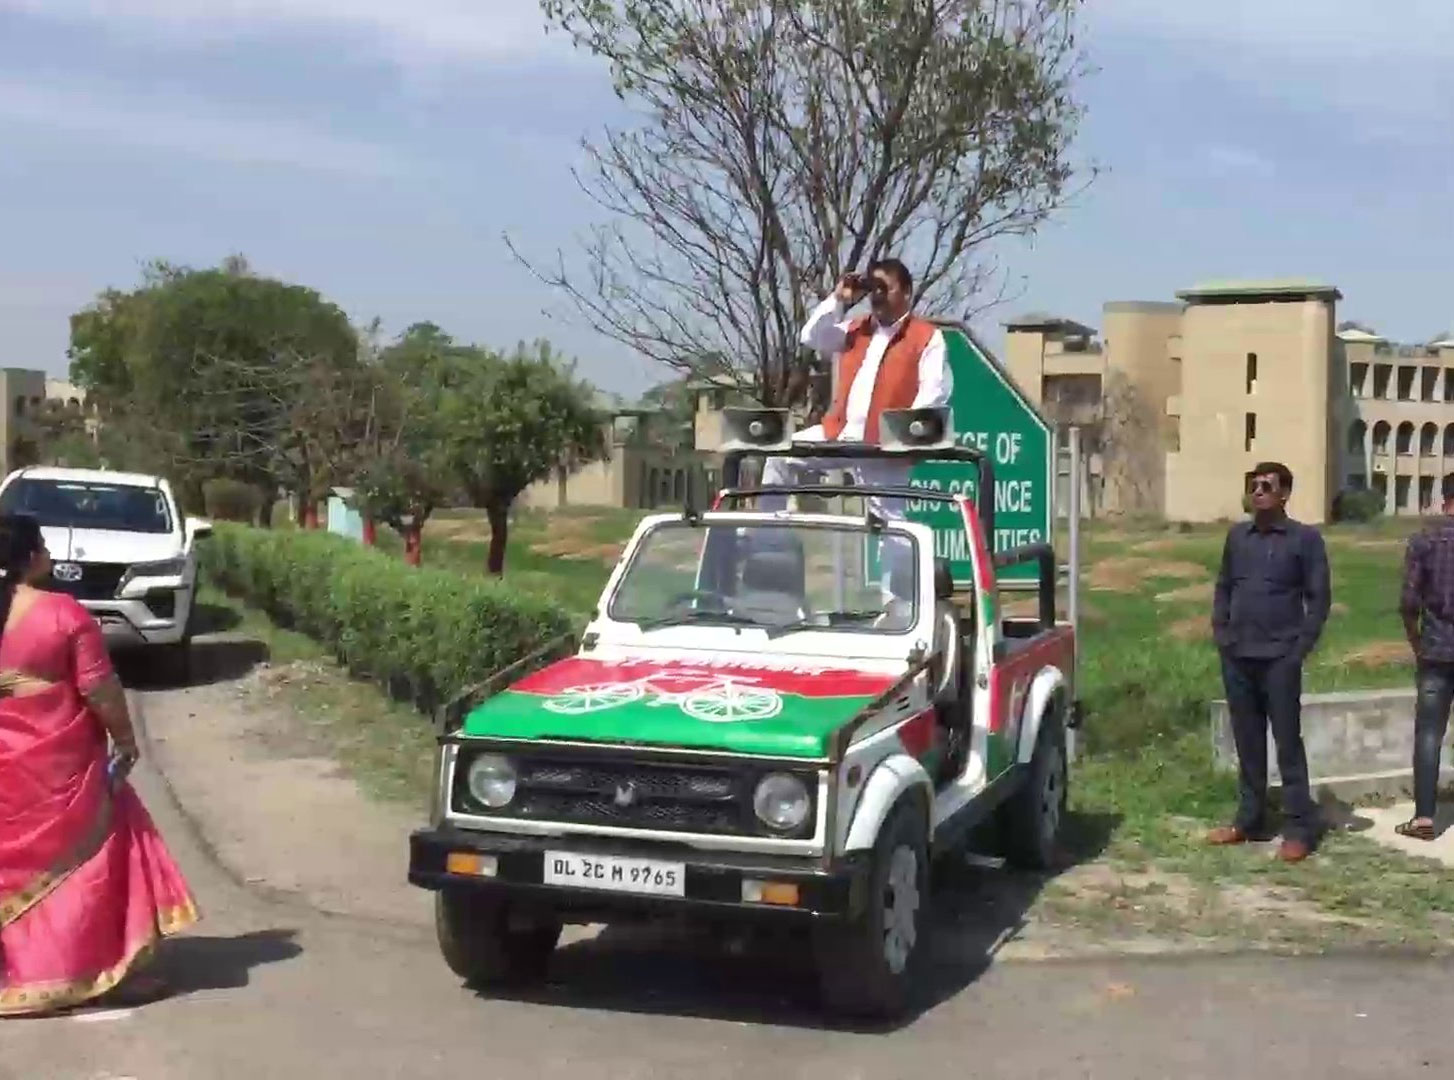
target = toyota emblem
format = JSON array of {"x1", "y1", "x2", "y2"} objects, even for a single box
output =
[
  {"x1": 613, "y1": 781, "x2": 638, "y2": 808},
  {"x1": 53, "y1": 563, "x2": 83, "y2": 583}
]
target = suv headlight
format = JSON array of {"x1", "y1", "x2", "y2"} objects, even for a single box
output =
[
  {"x1": 753, "y1": 772, "x2": 810, "y2": 833},
  {"x1": 122, "y1": 557, "x2": 188, "y2": 587},
  {"x1": 466, "y1": 754, "x2": 518, "y2": 809}
]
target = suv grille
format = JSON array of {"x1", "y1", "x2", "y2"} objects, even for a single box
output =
[
  {"x1": 453, "y1": 752, "x2": 780, "y2": 837},
  {"x1": 46, "y1": 562, "x2": 128, "y2": 601}
]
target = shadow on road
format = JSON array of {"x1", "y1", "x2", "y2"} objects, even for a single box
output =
[
  {"x1": 483, "y1": 808, "x2": 1120, "y2": 1032},
  {"x1": 119, "y1": 636, "x2": 270, "y2": 691},
  {"x1": 190, "y1": 603, "x2": 244, "y2": 636},
  {"x1": 156, "y1": 929, "x2": 303, "y2": 997}
]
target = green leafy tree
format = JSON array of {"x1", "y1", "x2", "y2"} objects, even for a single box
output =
[
  {"x1": 66, "y1": 257, "x2": 359, "y2": 518},
  {"x1": 520, "y1": 0, "x2": 1091, "y2": 401},
  {"x1": 440, "y1": 340, "x2": 608, "y2": 575},
  {"x1": 351, "y1": 364, "x2": 455, "y2": 566}
]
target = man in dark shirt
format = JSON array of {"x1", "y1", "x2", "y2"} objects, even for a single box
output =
[
  {"x1": 1208, "y1": 462, "x2": 1331, "y2": 862},
  {"x1": 1396, "y1": 477, "x2": 1454, "y2": 840}
]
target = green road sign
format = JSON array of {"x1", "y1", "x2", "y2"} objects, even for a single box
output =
[{"x1": 906, "y1": 325, "x2": 1053, "y2": 583}]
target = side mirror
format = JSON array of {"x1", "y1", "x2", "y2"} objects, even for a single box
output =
[{"x1": 186, "y1": 517, "x2": 214, "y2": 544}]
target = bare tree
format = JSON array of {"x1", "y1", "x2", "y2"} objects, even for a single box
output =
[
  {"x1": 1096, "y1": 370, "x2": 1161, "y2": 515},
  {"x1": 515, "y1": 0, "x2": 1091, "y2": 403}
]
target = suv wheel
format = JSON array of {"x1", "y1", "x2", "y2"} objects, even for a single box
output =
[
  {"x1": 435, "y1": 889, "x2": 561, "y2": 987},
  {"x1": 814, "y1": 798, "x2": 929, "y2": 1020},
  {"x1": 999, "y1": 704, "x2": 1068, "y2": 870}
]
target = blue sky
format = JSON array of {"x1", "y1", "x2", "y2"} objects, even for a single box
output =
[{"x1": 1, "y1": 1, "x2": 1450, "y2": 397}]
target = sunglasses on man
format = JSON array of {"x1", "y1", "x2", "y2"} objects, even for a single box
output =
[{"x1": 1246, "y1": 476, "x2": 1280, "y2": 495}]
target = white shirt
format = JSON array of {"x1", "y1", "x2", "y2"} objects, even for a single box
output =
[{"x1": 798, "y1": 293, "x2": 952, "y2": 441}]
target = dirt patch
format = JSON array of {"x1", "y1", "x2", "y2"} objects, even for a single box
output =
[
  {"x1": 1168, "y1": 616, "x2": 1211, "y2": 643},
  {"x1": 1155, "y1": 581, "x2": 1213, "y2": 605},
  {"x1": 424, "y1": 516, "x2": 492, "y2": 544},
  {"x1": 1132, "y1": 538, "x2": 1193, "y2": 555},
  {"x1": 1331, "y1": 601, "x2": 1350, "y2": 616},
  {"x1": 1088, "y1": 557, "x2": 1207, "y2": 593},
  {"x1": 1340, "y1": 641, "x2": 1413, "y2": 668}
]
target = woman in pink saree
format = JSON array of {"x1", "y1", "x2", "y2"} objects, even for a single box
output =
[{"x1": 1, "y1": 514, "x2": 198, "y2": 1016}]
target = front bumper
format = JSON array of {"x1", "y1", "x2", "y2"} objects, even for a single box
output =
[
  {"x1": 409, "y1": 826, "x2": 868, "y2": 922},
  {"x1": 82, "y1": 589, "x2": 191, "y2": 647}
]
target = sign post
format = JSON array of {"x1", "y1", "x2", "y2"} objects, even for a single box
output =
[{"x1": 905, "y1": 324, "x2": 1053, "y2": 583}]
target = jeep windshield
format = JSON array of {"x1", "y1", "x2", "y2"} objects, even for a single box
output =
[
  {"x1": 0, "y1": 478, "x2": 173, "y2": 534},
  {"x1": 609, "y1": 520, "x2": 918, "y2": 634}
]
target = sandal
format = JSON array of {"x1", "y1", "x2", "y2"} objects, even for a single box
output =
[{"x1": 1395, "y1": 818, "x2": 1436, "y2": 841}]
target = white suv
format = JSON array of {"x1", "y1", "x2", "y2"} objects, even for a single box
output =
[{"x1": 0, "y1": 467, "x2": 212, "y2": 674}]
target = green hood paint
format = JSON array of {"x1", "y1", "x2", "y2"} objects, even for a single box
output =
[{"x1": 461, "y1": 656, "x2": 900, "y2": 759}]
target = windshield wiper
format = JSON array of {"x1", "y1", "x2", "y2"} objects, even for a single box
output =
[
  {"x1": 636, "y1": 609, "x2": 763, "y2": 632},
  {"x1": 765, "y1": 609, "x2": 887, "y2": 638}
]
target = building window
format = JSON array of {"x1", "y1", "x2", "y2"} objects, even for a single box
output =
[
  {"x1": 1373, "y1": 421, "x2": 1391, "y2": 455},
  {"x1": 1396, "y1": 475, "x2": 1412, "y2": 511},
  {"x1": 1423, "y1": 423, "x2": 1440, "y2": 457},
  {"x1": 1420, "y1": 476, "x2": 1435, "y2": 511},
  {"x1": 1244, "y1": 412, "x2": 1256, "y2": 452},
  {"x1": 1397, "y1": 421, "x2": 1415, "y2": 455},
  {"x1": 1373, "y1": 472, "x2": 1389, "y2": 503},
  {"x1": 1423, "y1": 367, "x2": 1441, "y2": 402},
  {"x1": 1245, "y1": 352, "x2": 1258, "y2": 394},
  {"x1": 1165, "y1": 417, "x2": 1180, "y2": 452},
  {"x1": 1398, "y1": 366, "x2": 1416, "y2": 401},
  {"x1": 1373, "y1": 364, "x2": 1392, "y2": 399},
  {"x1": 1349, "y1": 362, "x2": 1368, "y2": 397}
]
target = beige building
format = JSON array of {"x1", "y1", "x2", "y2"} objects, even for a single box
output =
[
  {"x1": 1006, "y1": 279, "x2": 1449, "y2": 524},
  {"x1": 0, "y1": 369, "x2": 97, "y2": 476}
]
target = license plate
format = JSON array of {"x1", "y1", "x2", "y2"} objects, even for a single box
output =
[{"x1": 543, "y1": 852, "x2": 685, "y2": 897}]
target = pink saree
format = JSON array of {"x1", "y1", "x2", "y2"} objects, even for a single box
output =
[{"x1": 0, "y1": 591, "x2": 197, "y2": 1016}]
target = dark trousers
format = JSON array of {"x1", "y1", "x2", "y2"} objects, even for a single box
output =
[
  {"x1": 1413, "y1": 661, "x2": 1454, "y2": 819},
  {"x1": 1220, "y1": 652, "x2": 1314, "y2": 841}
]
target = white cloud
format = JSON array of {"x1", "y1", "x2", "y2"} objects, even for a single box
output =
[
  {"x1": 0, "y1": 79, "x2": 411, "y2": 177},
  {"x1": 0, "y1": 0, "x2": 565, "y2": 64},
  {"x1": 1196, "y1": 144, "x2": 1275, "y2": 180}
]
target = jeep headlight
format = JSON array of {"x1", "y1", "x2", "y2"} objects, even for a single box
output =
[
  {"x1": 753, "y1": 772, "x2": 810, "y2": 833},
  {"x1": 466, "y1": 754, "x2": 518, "y2": 809}
]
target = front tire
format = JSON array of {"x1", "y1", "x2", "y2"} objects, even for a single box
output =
[
  {"x1": 814, "y1": 798, "x2": 929, "y2": 1020},
  {"x1": 435, "y1": 889, "x2": 561, "y2": 987},
  {"x1": 1000, "y1": 704, "x2": 1068, "y2": 870}
]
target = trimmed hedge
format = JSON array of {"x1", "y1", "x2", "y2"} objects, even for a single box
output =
[{"x1": 202, "y1": 524, "x2": 575, "y2": 711}]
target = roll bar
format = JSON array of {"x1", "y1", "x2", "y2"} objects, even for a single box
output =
[{"x1": 720, "y1": 441, "x2": 996, "y2": 544}]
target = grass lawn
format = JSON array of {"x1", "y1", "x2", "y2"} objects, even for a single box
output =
[{"x1": 232, "y1": 506, "x2": 1454, "y2": 949}]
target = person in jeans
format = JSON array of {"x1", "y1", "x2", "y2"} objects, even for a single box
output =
[
  {"x1": 1208, "y1": 462, "x2": 1331, "y2": 862},
  {"x1": 1397, "y1": 477, "x2": 1454, "y2": 840}
]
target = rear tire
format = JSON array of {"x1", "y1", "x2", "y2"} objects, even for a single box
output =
[
  {"x1": 435, "y1": 889, "x2": 561, "y2": 987},
  {"x1": 1000, "y1": 704, "x2": 1068, "y2": 870},
  {"x1": 814, "y1": 798, "x2": 929, "y2": 1020}
]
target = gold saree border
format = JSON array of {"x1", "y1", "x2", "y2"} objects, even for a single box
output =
[
  {"x1": 0, "y1": 793, "x2": 113, "y2": 929},
  {"x1": 0, "y1": 899, "x2": 199, "y2": 1017}
]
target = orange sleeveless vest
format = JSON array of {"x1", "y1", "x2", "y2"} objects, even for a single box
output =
[{"x1": 820, "y1": 315, "x2": 937, "y2": 442}]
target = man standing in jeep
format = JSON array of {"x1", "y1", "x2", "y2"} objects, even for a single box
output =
[{"x1": 761, "y1": 258, "x2": 952, "y2": 520}]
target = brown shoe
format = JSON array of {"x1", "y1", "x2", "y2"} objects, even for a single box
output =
[
  {"x1": 1277, "y1": 838, "x2": 1312, "y2": 863},
  {"x1": 1206, "y1": 826, "x2": 1249, "y2": 845}
]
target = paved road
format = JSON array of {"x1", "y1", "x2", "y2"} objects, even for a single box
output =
[{"x1": 8, "y1": 719, "x2": 1454, "y2": 1078}]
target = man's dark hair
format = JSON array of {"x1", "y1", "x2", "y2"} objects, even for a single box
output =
[
  {"x1": 1252, "y1": 461, "x2": 1294, "y2": 491},
  {"x1": 867, "y1": 257, "x2": 913, "y2": 295}
]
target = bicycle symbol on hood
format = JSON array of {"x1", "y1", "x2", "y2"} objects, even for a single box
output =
[{"x1": 542, "y1": 671, "x2": 784, "y2": 724}]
